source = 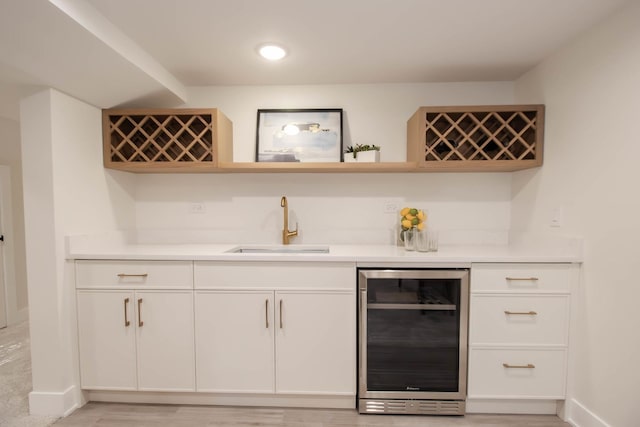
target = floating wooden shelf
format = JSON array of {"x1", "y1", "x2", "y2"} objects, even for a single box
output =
[
  {"x1": 217, "y1": 162, "x2": 418, "y2": 173},
  {"x1": 407, "y1": 105, "x2": 544, "y2": 172},
  {"x1": 103, "y1": 105, "x2": 544, "y2": 174},
  {"x1": 103, "y1": 108, "x2": 232, "y2": 172}
]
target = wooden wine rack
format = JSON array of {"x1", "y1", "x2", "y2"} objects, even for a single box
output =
[
  {"x1": 407, "y1": 105, "x2": 544, "y2": 171},
  {"x1": 103, "y1": 108, "x2": 233, "y2": 172}
]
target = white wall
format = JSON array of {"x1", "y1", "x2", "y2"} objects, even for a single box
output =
[
  {"x1": 513, "y1": 2, "x2": 640, "y2": 426},
  {"x1": 20, "y1": 89, "x2": 136, "y2": 415},
  {"x1": 186, "y1": 82, "x2": 515, "y2": 162},
  {"x1": 135, "y1": 82, "x2": 516, "y2": 245},
  {"x1": 0, "y1": 116, "x2": 28, "y2": 323}
]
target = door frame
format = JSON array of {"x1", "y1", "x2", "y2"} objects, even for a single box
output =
[{"x1": 0, "y1": 165, "x2": 19, "y2": 327}]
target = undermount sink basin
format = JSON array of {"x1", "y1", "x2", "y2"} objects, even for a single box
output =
[{"x1": 226, "y1": 245, "x2": 330, "y2": 254}]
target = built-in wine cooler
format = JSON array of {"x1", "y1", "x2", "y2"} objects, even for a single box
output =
[{"x1": 358, "y1": 268, "x2": 469, "y2": 415}]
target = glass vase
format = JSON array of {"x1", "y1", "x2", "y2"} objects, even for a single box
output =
[{"x1": 403, "y1": 228, "x2": 416, "y2": 251}]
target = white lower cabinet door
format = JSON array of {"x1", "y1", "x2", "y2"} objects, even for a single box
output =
[
  {"x1": 135, "y1": 290, "x2": 195, "y2": 391},
  {"x1": 275, "y1": 291, "x2": 356, "y2": 395},
  {"x1": 77, "y1": 290, "x2": 137, "y2": 390},
  {"x1": 195, "y1": 291, "x2": 275, "y2": 393},
  {"x1": 468, "y1": 348, "x2": 567, "y2": 399}
]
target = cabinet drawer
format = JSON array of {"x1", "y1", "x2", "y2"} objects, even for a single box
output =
[
  {"x1": 471, "y1": 263, "x2": 571, "y2": 293},
  {"x1": 194, "y1": 261, "x2": 355, "y2": 290},
  {"x1": 469, "y1": 295, "x2": 569, "y2": 345},
  {"x1": 76, "y1": 260, "x2": 193, "y2": 289},
  {"x1": 468, "y1": 348, "x2": 566, "y2": 399}
]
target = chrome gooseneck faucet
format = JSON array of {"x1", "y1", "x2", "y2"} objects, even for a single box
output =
[{"x1": 280, "y1": 196, "x2": 298, "y2": 245}]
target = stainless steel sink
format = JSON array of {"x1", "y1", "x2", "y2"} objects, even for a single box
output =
[{"x1": 227, "y1": 245, "x2": 330, "y2": 254}]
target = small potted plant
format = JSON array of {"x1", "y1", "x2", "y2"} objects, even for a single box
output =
[
  {"x1": 343, "y1": 145, "x2": 358, "y2": 162},
  {"x1": 343, "y1": 144, "x2": 381, "y2": 163}
]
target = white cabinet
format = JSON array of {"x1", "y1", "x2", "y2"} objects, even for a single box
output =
[
  {"x1": 76, "y1": 261, "x2": 195, "y2": 392},
  {"x1": 77, "y1": 290, "x2": 137, "y2": 390},
  {"x1": 195, "y1": 290, "x2": 275, "y2": 393},
  {"x1": 76, "y1": 260, "x2": 193, "y2": 289},
  {"x1": 194, "y1": 261, "x2": 356, "y2": 397},
  {"x1": 468, "y1": 263, "x2": 575, "y2": 401},
  {"x1": 275, "y1": 291, "x2": 355, "y2": 395},
  {"x1": 469, "y1": 348, "x2": 567, "y2": 399},
  {"x1": 135, "y1": 291, "x2": 195, "y2": 391}
]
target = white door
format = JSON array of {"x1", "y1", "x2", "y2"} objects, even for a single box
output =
[
  {"x1": 76, "y1": 290, "x2": 137, "y2": 390},
  {"x1": 275, "y1": 291, "x2": 356, "y2": 395},
  {"x1": 195, "y1": 290, "x2": 275, "y2": 393},
  {"x1": 135, "y1": 290, "x2": 195, "y2": 391}
]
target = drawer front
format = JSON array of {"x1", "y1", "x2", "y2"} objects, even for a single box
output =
[
  {"x1": 469, "y1": 295, "x2": 569, "y2": 345},
  {"x1": 76, "y1": 260, "x2": 193, "y2": 289},
  {"x1": 194, "y1": 261, "x2": 355, "y2": 290},
  {"x1": 471, "y1": 263, "x2": 571, "y2": 293},
  {"x1": 468, "y1": 348, "x2": 566, "y2": 399}
]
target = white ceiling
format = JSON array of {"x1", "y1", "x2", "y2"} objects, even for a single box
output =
[{"x1": 0, "y1": 0, "x2": 631, "y2": 121}]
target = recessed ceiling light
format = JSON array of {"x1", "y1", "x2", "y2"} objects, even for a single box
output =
[{"x1": 258, "y1": 44, "x2": 287, "y2": 61}]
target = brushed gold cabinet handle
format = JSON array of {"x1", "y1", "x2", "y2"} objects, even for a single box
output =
[
  {"x1": 137, "y1": 298, "x2": 144, "y2": 327},
  {"x1": 117, "y1": 273, "x2": 148, "y2": 278},
  {"x1": 503, "y1": 363, "x2": 535, "y2": 369},
  {"x1": 505, "y1": 277, "x2": 539, "y2": 281},
  {"x1": 504, "y1": 310, "x2": 538, "y2": 316},
  {"x1": 279, "y1": 299, "x2": 283, "y2": 329},
  {"x1": 124, "y1": 298, "x2": 131, "y2": 327},
  {"x1": 265, "y1": 299, "x2": 269, "y2": 329}
]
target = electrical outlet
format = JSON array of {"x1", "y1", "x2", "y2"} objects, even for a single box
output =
[
  {"x1": 550, "y1": 207, "x2": 563, "y2": 227},
  {"x1": 189, "y1": 203, "x2": 206, "y2": 214},
  {"x1": 384, "y1": 202, "x2": 398, "y2": 214}
]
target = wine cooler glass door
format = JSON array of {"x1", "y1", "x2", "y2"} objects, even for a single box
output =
[{"x1": 359, "y1": 269, "x2": 469, "y2": 401}]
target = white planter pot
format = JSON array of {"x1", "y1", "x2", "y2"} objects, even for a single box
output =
[
  {"x1": 356, "y1": 150, "x2": 380, "y2": 162},
  {"x1": 343, "y1": 154, "x2": 358, "y2": 163}
]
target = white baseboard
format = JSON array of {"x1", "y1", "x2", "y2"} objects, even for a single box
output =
[
  {"x1": 566, "y1": 399, "x2": 611, "y2": 427},
  {"x1": 29, "y1": 385, "x2": 79, "y2": 417},
  {"x1": 466, "y1": 398, "x2": 558, "y2": 414},
  {"x1": 87, "y1": 390, "x2": 355, "y2": 409}
]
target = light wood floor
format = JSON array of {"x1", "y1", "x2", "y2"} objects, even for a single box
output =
[{"x1": 54, "y1": 403, "x2": 571, "y2": 426}]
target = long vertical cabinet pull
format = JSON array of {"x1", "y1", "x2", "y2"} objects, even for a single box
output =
[
  {"x1": 279, "y1": 299, "x2": 283, "y2": 329},
  {"x1": 265, "y1": 299, "x2": 269, "y2": 328},
  {"x1": 124, "y1": 298, "x2": 131, "y2": 326},
  {"x1": 137, "y1": 298, "x2": 144, "y2": 327}
]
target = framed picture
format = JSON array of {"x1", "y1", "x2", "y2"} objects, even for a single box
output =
[{"x1": 256, "y1": 109, "x2": 343, "y2": 162}]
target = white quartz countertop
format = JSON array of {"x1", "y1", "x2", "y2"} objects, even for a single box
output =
[{"x1": 66, "y1": 240, "x2": 583, "y2": 264}]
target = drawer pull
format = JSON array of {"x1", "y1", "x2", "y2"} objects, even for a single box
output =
[
  {"x1": 137, "y1": 298, "x2": 144, "y2": 327},
  {"x1": 265, "y1": 299, "x2": 269, "y2": 329},
  {"x1": 504, "y1": 310, "x2": 538, "y2": 316},
  {"x1": 505, "y1": 277, "x2": 539, "y2": 281},
  {"x1": 117, "y1": 273, "x2": 149, "y2": 278},
  {"x1": 123, "y1": 298, "x2": 131, "y2": 327},
  {"x1": 279, "y1": 299, "x2": 283, "y2": 329},
  {"x1": 503, "y1": 363, "x2": 535, "y2": 369}
]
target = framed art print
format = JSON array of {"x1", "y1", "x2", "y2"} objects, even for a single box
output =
[{"x1": 256, "y1": 109, "x2": 343, "y2": 162}]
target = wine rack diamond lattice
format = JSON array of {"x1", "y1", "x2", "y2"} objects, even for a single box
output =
[
  {"x1": 103, "y1": 109, "x2": 232, "y2": 172},
  {"x1": 408, "y1": 105, "x2": 544, "y2": 172}
]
